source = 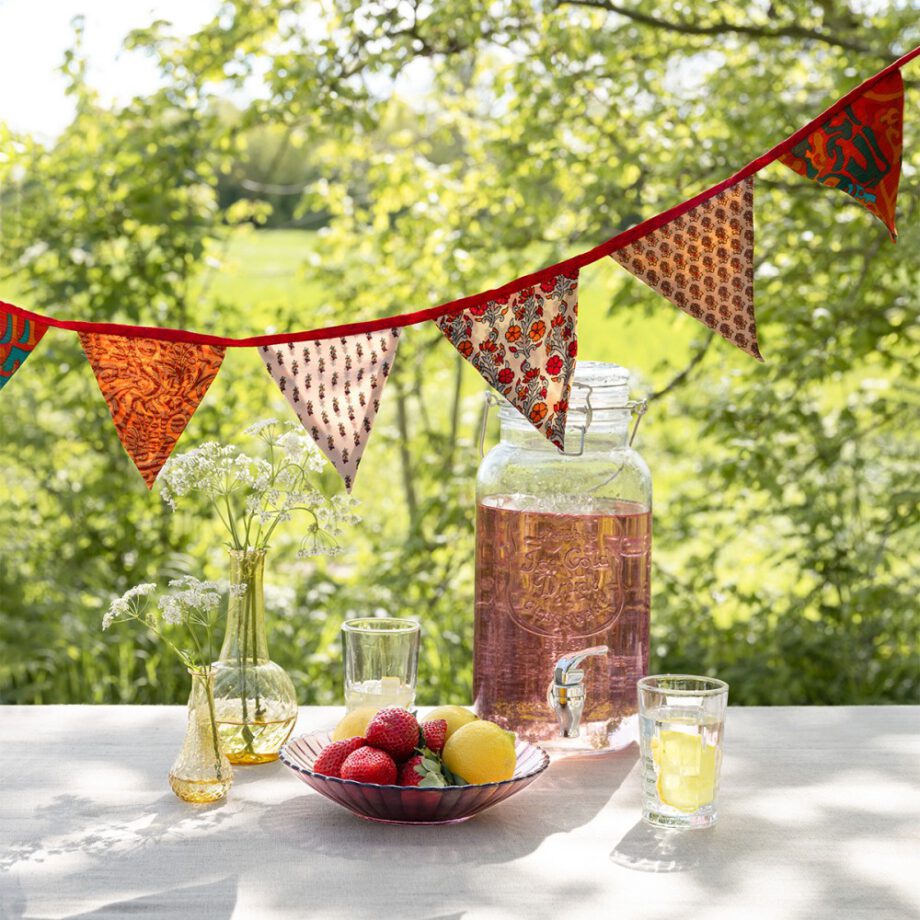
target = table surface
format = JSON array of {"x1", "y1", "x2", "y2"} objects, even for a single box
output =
[{"x1": 1, "y1": 705, "x2": 918, "y2": 920}]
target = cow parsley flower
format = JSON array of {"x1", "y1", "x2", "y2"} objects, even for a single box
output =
[
  {"x1": 160, "y1": 577, "x2": 222, "y2": 625},
  {"x1": 100, "y1": 579, "x2": 230, "y2": 671},
  {"x1": 102, "y1": 582, "x2": 157, "y2": 630},
  {"x1": 158, "y1": 421, "x2": 360, "y2": 555}
]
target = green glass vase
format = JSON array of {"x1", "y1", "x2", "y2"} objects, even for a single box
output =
[{"x1": 212, "y1": 549, "x2": 298, "y2": 764}]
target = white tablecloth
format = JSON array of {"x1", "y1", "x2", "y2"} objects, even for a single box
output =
[{"x1": 1, "y1": 705, "x2": 918, "y2": 919}]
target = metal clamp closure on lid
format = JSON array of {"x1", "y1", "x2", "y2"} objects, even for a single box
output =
[{"x1": 478, "y1": 386, "x2": 648, "y2": 458}]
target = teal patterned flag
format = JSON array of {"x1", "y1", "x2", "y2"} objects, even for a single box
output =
[{"x1": 1, "y1": 308, "x2": 48, "y2": 391}]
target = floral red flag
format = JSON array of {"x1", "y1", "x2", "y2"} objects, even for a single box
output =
[
  {"x1": 611, "y1": 178, "x2": 761, "y2": 360},
  {"x1": 261, "y1": 329, "x2": 400, "y2": 491},
  {"x1": 79, "y1": 333, "x2": 226, "y2": 488},
  {"x1": 780, "y1": 70, "x2": 903, "y2": 241},
  {"x1": 435, "y1": 272, "x2": 579, "y2": 450},
  {"x1": 1, "y1": 308, "x2": 48, "y2": 392}
]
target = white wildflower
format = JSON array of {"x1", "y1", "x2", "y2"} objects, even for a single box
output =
[
  {"x1": 126, "y1": 583, "x2": 158, "y2": 600},
  {"x1": 298, "y1": 524, "x2": 342, "y2": 558},
  {"x1": 277, "y1": 429, "x2": 303, "y2": 455},
  {"x1": 158, "y1": 423, "x2": 360, "y2": 554},
  {"x1": 158, "y1": 577, "x2": 222, "y2": 624},
  {"x1": 102, "y1": 583, "x2": 157, "y2": 630},
  {"x1": 160, "y1": 595, "x2": 184, "y2": 625},
  {"x1": 159, "y1": 442, "x2": 241, "y2": 505},
  {"x1": 246, "y1": 418, "x2": 279, "y2": 437}
]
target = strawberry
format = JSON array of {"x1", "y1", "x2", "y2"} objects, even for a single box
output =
[
  {"x1": 365, "y1": 707, "x2": 420, "y2": 761},
  {"x1": 398, "y1": 754, "x2": 424, "y2": 786},
  {"x1": 313, "y1": 737, "x2": 366, "y2": 778},
  {"x1": 340, "y1": 746, "x2": 397, "y2": 785},
  {"x1": 420, "y1": 719, "x2": 448, "y2": 754},
  {"x1": 398, "y1": 752, "x2": 449, "y2": 788}
]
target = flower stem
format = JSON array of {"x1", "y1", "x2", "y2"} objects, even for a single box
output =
[
  {"x1": 200, "y1": 669, "x2": 224, "y2": 782},
  {"x1": 238, "y1": 583, "x2": 251, "y2": 742},
  {"x1": 250, "y1": 576, "x2": 264, "y2": 720}
]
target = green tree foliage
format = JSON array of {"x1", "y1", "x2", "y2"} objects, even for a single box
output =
[{"x1": 1, "y1": 2, "x2": 917, "y2": 705}]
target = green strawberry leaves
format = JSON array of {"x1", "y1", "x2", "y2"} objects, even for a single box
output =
[
  {"x1": 441, "y1": 763, "x2": 469, "y2": 786},
  {"x1": 418, "y1": 772, "x2": 447, "y2": 788},
  {"x1": 411, "y1": 745, "x2": 468, "y2": 787}
]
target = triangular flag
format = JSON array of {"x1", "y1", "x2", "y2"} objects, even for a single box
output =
[
  {"x1": 260, "y1": 329, "x2": 400, "y2": 491},
  {"x1": 79, "y1": 333, "x2": 226, "y2": 488},
  {"x1": 780, "y1": 70, "x2": 903, "y2": 241},
  {"x1": 435, "y1": 272, "x2": 579, "y2": 450},
  {"x1": 1, "y1": 308, "x2": 48, "y2": 391},
  {"x1": 611, "y1": 178, "x2": 761, "y2": 360}
]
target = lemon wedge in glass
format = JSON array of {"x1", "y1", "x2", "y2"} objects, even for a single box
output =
[{"x1": 651, "y1": 730, "x2": 719, "y2": 813}]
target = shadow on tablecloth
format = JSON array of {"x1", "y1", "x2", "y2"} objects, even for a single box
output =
[
  {"x1": 260, "y1": 744, "x2": 640, "y2": 866},
  {"x1": 606, "y1": 707, "x2": 920, "y2": 920},
  {"x1": 610, "y1": 821, "x2": 704, "y2": 872}
]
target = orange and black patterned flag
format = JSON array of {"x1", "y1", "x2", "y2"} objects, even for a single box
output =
[{"x1": 79, "y1": 333, "x2": 226, "y2": 488}]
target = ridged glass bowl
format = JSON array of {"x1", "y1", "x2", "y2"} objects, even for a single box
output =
[{"x1": 280, "y1": 730, "x2": 550, "y2": 825}]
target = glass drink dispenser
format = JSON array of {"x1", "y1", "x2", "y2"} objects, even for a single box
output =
[{"x1": 474, "y1": 362, "x2": 651, "y2": 755}]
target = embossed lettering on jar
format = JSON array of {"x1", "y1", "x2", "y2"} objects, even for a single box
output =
[{"x1": 474, "y1": 362, "x2": 651, "y2": 754}]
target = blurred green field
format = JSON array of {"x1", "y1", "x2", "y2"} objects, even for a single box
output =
[{"x1": 209, "y1": 225, "x2": 714, "y2": 432}]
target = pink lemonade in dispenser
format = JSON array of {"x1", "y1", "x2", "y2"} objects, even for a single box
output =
[{"x1": 473, "y1": 363, "x2": 651, "y2": 754}]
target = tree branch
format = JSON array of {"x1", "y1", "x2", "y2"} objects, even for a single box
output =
[
  {"x1": 555, "y1": 0, "x2": 885, "y2": 56},
  {"x1": 392, "y1": 376, "x2": 419, "y2": 526},
  {"x1": 649, "y1": 330, "x2": 715, "y2": 401}
]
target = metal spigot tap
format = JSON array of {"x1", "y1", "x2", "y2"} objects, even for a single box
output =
[{"x1": 547, "y1": 646, "x2": 609, "y2": 738}]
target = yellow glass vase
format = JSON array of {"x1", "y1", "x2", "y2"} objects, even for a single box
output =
[{"x1": 169, "y1": 668, "x2": 233, "y2": 803}]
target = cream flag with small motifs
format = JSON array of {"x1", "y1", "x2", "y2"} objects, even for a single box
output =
[{"x1": 260, "y1": 329, "x2": 401, "y2": 491}]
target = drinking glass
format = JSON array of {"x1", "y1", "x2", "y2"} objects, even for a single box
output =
[
  {"x1": 638, "y1": 674, "x2": 728, "y2": 829},
  {"x1": 342, "y1": 618, "x2": 420, "y2": 712}
]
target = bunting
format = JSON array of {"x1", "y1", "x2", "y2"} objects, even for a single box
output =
[
  {"x1": 780, "y1": 70, "x2": 903, "y2": 241},
  {"x1": 0, "y1": 48, "x2": 916, "y2": 487},
  {"x1": 261, "y1": 330, "x2": 400, "y2": 491},
  {"x1": 611, "y1": 179, "x2": 761, "y2": 360},
  {"x1": 1, "y1": 309, "x2": 47, "y2": 391},
  {"x1": 435, "y1": 272, "x2": 579, "y2": 449},
  {"x1": 79, "y1": 334, "x2": 226, "y2": 488}
]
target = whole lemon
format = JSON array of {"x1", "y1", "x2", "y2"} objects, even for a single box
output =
[
  {"x1": 442, "y1": 720, "x2": 517, "y2": 784},
  {"x1": 423, "y1": 705, "x2": 478, "y2": 740},
  {"x1": 331, "y1": 706, "x2": 380, "y2": 741}
]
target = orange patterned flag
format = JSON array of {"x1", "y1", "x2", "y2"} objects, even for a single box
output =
[
  {"x1": 611, "y1": 178, "x2": 761, "y2": 360},
  {"x1": 80, "y1": 333, "x2": 226, "y2": 488},
  {"x1": 780, "y1": 70, "x2": 903, "y2": 241}
]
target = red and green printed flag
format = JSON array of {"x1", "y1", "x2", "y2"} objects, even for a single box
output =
[
  {"x1": 780, "y1": 70, "x2": 904, "y2": 241},
  {"x1": 435, "y1": 272, "x2": 579, "y2": 450}
]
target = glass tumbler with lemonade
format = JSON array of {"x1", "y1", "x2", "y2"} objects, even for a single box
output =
[
  {"x1": 638, "y1": 674, "x2": 728, "y2": 829},
  {"x1": 342, "y1": 617, "x2": 420, "y2": 712}
]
